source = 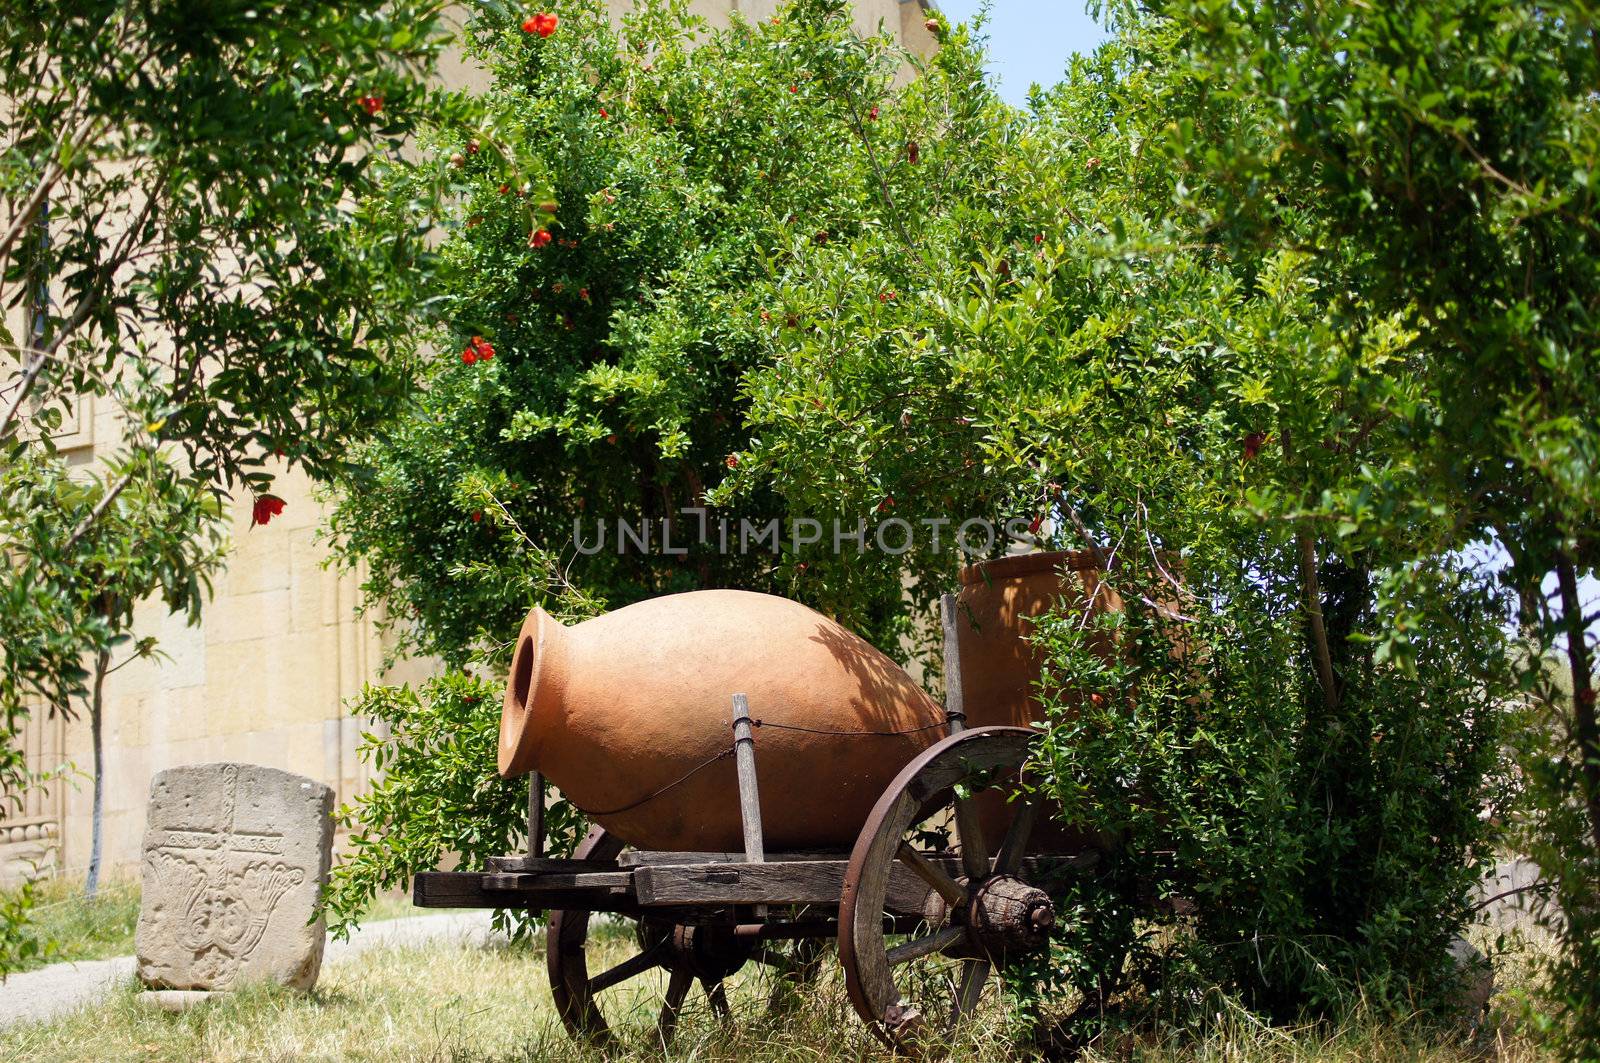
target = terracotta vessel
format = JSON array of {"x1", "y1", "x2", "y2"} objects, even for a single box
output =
[
  {"x1": 954, "y1": 550, "x2": 1119, "y2": 729},
  {"x1": 955, "y1": 551, "x2": 1121, "y2": 850},
  {"x1": 500, "y1": 590, "x2": 944, "y2": 852}
]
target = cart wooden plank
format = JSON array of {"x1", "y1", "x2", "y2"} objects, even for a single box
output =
[
  {"x1": 486, "y1": 855, "x2": 623, "y2": 874},
  {"x1": 618, "y1": 849, "x2": 849, "y2": 868},
  {"x1": 633, "y1": 853, "x2": 1097, "y2": 909},
  {"x1": 483, "y1": 870, "x2": 634, "y2": 891},
  {"x1": 412, "y1": 871, "x2": 636, "y2": 912},
  {"x1": 634, "y1": 860, "x2": 931, "y2": 911}
]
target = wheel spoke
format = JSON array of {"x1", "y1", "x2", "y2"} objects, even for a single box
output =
[
  {"x1": 704, "y1": 978, "x2": 732, "y2": 1021},
  {"x1": 886, "y1": 924, "x2": 967, "y2": 966},
  {"x1": 588, "y1": 940, "x2": 665, "y2": 994},
  {"x1": 897, "y1": 842, "x2": 969, "y2": 908},
  {"x1": 658, "y1": 967, "x2": 694, "y2": 1045},
  {"x1": 953, "y1": 795, "x2": 990, "y2": 881},
  {"x1": 993, "y1": 795, "x2": 1041, "y2": 875},
  {"x1": 952, "y1": 958, "x2": 991, "y2": 1021}
]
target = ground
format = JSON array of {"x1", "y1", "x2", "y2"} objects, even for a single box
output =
[{"x1": 0, "y1": 893, "x2": 1557, "y2": 1062}]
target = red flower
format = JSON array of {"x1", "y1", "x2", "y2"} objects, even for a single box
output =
[
  {"x1": 462, "y1": 349, "x2": 477, "y2": 364},
  {"x1": 471, "y1": 511, "x2": 483, "y2": 522},
  {"x1": 523, "y1": 12, "x2": 557, "y2": 37},
  {"x1": 470, "y1": 335, "x2": 495, "y2": 361},
  {"x1": 251, "y1": 495, "x2": 286, "y2": 527},
  {"x1": 579, "y1": 287, "x2": 590, "y2": 301},
  {"x1": 725, "y1": 454, "x2": 740, "y2": 469},
  {"x1": 876, "y1": 496, "x2": 895, "y2": 512},
  {"x1": 599, "y1": 107, "x2": 609, "y2": 119},
  {"x1": 530, "y1": 229, "x2": 552, "y2": 248},
  {"x1": 499, "y1": 183, "x2": 510, "y2": 194},
  {"x1": 1035, "y1": 233, "x2": 1044, "y2": 245},
  {"x1": 789, "y1": 85, "x2": 799, "y2": 94},
  {"x1": 869, "y1": 106, "x2": 879, "y2": 121},
  {"x1": 1090, "y1": 693, "x2": 1106, "y2": 707},
  {"x1": 607, "y1": 434, "x2": 618, "y2": 445},
  {"x1": 357, "y1": 95, "x2": 383, "y2": 115},
  {"x1": 1243, "y1": 431, "x2": 1269, "y2": 460}
]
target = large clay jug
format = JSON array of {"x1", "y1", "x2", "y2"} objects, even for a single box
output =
[
  {"x1": 954, "y1": 550, "x2": 1119, "y2": 729},
  {"x1": 955, "y1": 551, "x2": 1120, "y2": 852},
  {"x1": 499, "y1": 590, "x2": 945, "y2": 852}
]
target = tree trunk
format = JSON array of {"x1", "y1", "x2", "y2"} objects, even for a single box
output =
[
  {"x1": 1554, "y1": 556, "x2": 1600, "y2": 855},
  {"x1": 1280, "y1": 430, "x2": 1339, "y2": 713},
  {"x1": 85, "y1": 648, "x2": 110, "y2": 900}
]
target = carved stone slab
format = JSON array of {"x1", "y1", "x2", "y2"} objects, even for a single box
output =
[{"x1": 135, "y1": 763, "x2": 333, "y2": 991}]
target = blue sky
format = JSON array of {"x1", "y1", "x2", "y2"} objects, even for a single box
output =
[{"x1": 934, "y1": 1, "x2": 1111, "y2": 106}]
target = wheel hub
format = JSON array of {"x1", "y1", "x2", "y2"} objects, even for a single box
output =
[
  {"x1": 640, "y1": 920, "x2": 753, "y2": 983},
  {"x1": 966, "y1": 875, "x2": 1054, "y2": 957}
]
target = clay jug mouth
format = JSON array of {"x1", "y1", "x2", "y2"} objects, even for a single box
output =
[
  {"x1": 499, "y1": 608, "x2": 555, "y2": 777},
  {"x1": 958, "y1": 549, "x2": 1098, "y2": 586}
]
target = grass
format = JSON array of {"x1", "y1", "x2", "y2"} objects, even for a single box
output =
[
  {"x1": 4, "y1": 873, "x2": 143, "y2": 972},
  {"x1": 0, "y1": 877, "x2": 414, "y2": 975},
  {"x1": 0, "y1": 918, "x2": 1557, "y2": 1063}
]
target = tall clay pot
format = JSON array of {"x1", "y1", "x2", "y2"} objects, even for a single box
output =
[
  {"x1": 500, "y1": 590, "x2": 944, "y2": 853},
  {"x1": 954, "y1": 550, "x2": 1119, "y2": 729},
  {"x1": 955, "y1": 550, "x2": 1121, "y2": 851}
]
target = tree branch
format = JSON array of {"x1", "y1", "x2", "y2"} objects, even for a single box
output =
[
  {"x1": 1282, "y1": 429, "x2": 1339, "y2": 713},
  {"x1": 0, "y1": 165, "x2": 170, "y2": 443},
  {"x1": 62, "y1": 470, "x2": 134, "y2": 553}
]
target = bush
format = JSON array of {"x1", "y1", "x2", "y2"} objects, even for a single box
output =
[{"x1": 1027, "y1": 553, "x2": 1507, "y2": 1029}]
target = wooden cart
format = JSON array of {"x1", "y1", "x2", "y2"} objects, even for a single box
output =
[{"x1": 414, "y1": 595, "x2": 1097, "y2": 1051}]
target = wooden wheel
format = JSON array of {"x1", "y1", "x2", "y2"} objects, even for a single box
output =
[
  {"x1": 546, "y1": 826, "x2": 825, "y2": 1047},
  {"x1": 547, "y1": 826, "x2": 633, "y2": 1045},
  {"x1": 838, "y1": 726, "x2": 1053, "y2": 1053}
]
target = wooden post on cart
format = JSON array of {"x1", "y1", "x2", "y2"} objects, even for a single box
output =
[
  {"x1": 528, "y1": 770, "x2": 545, "y2": 858},
  {"x1": 731, "y1": 692, "x2": 766, "y2": 917},
  {"x1": 940, "y1": 591, "x2": 967, "y2": 735}
]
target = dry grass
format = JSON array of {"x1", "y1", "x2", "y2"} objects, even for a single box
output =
[
  {"x1": 0, "y1": 878, "x2": 415, "y2": 975},
  {"x1": 0, "y1": 917, "x2": 1557, "y2": 1063},
  {"x1": 3, "y1": 872, "x2": 142, "y2": 972}
]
